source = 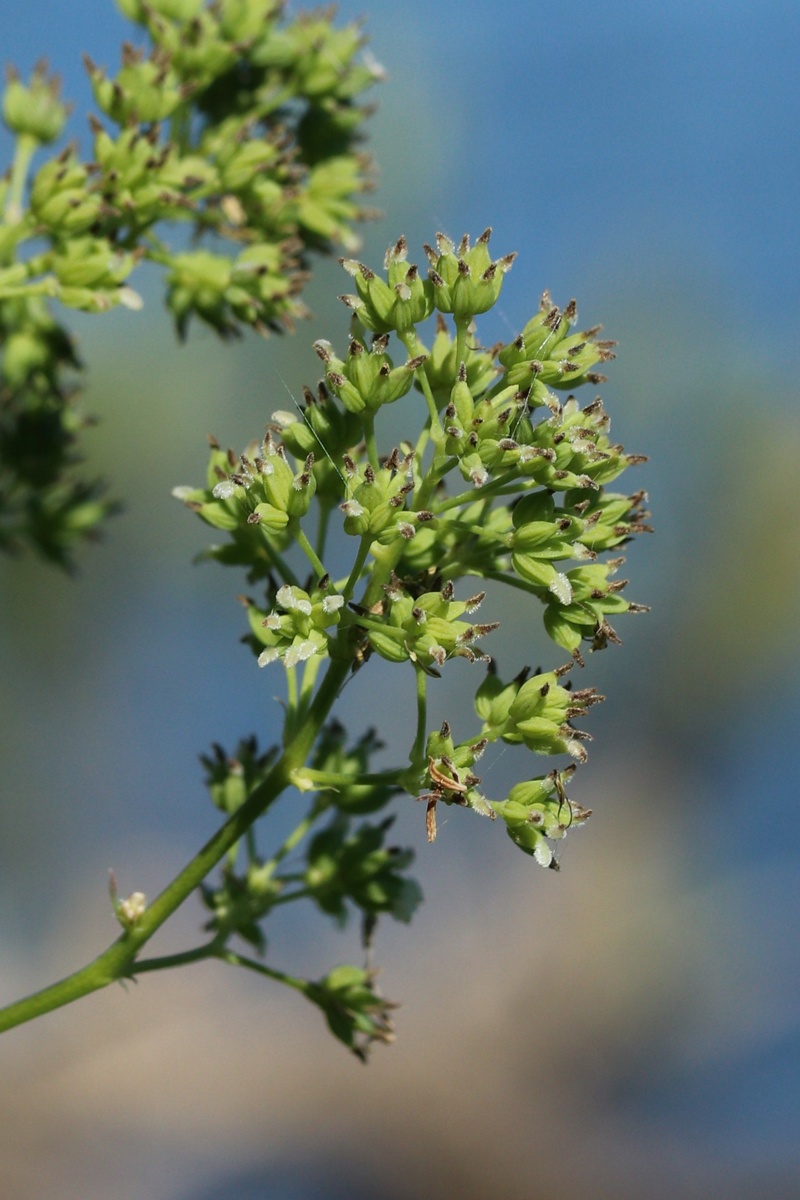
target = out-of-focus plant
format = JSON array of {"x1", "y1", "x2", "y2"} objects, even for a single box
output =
[
  {"x1": 0, "y1": 0, "x2": 379, "y2": 565},
  {"x1": 0, "y1": 6, "x2": 649, "y2": 1060}
]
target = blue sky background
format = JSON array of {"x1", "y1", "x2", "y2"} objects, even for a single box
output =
[{"x1": 1, "y1": 3, "x2": 799, "y2": 1199}]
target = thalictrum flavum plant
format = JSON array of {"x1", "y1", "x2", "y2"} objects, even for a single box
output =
[{"x1": 0, "y1": 2, "x2": 649, "y2": 1059}]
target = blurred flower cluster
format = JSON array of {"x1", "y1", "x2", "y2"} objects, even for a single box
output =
[{"x1": 0, "y1": 0, "x2": 379, "y2": 565}]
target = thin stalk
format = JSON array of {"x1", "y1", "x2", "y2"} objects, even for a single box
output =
[
  {"x1": 399, "y1": 330, "x2": 442, "y2": 439},
  {"x1": 363, "y1": 412, "x2": 379, "y2": 470},
  {"x1": 258, "y1": 535, "x2": 301, "y2": 588},
  {"x1": 285, "y1": 663, "x2": 298, "y2": 720},
  {"x1": 296, "y1": 654, "x2": 321, "y2": 726},
  {"x1": 481, "y1": 569, "x2": 542, "y2": 596},
  {"x1": 262, "y1": 800, "x2": 325, "y2": 879},
  {"x1": 433, "y1": 467, "x2": 522, "y2": 513},
  {"x1": 454, "y1": 315, "x2": 470, "y2": 371},
  {"x1": 342, "y1": 536, "x2": 372, "y2": 601},
  {"x1": 3, "y1": 133, "x2": 37, "y2": 224},
  {"x1": 217, "y1": 949, "x2": 312, "y2": 997},
  {"x1": 315, "y1": 504, "x2": 331, "y2": 562},
  {"x1": 410, "y1": 665, "x2": 428, "y2": 769},
  {"x1": 0, "y1": 651, "x2": 354, "y2": 1035},
  {"x1": 293, "y1": 523, "x2": 327, "y2": 579},
  {"x1": 132, "y1": 940, "x2": 223, "y2": 975}
]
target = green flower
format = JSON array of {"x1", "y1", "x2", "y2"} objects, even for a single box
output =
[
  {"x1": 2, "y1": 63, "x2": 70, "y2": 144},
  {"x1": 247, "y1": 581, "x2": 345, "y2": 670},
  {"x1": 492, "y1": 770, "x2": 590, "y2": 868},
  {"x1": 498, "y1": 291, "x2": 617, "y2": 394},
  {"x1": 363, "y1": 580, "x2": 497, "y2": 669},
  {"x1": 425, "y1": 228, "x2": 516, "y2": 319},
  {"x1": 304, "y1": 964, "x2": 397, "y2": 1061},
  {"x1": 339, "y1": 236, "x2": 434, "y2": 334},
  {"x1": 314, "y1": 334, "x2": 424, "y2": 415}
]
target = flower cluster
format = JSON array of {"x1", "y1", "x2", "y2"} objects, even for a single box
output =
[
  {"x1": 248, "y1": 580, "x2": 346, "y2": 669},
  {"x1": 1, "y1": 0, "x2": 378, "y2": 564},
  {"x1": 360, "y1": 578, "x2": 497, "y2": 670},
  {"x1": 170, "y1": 228, "x2": 653, "y2": 1054},
  {"x1": 182, "y1": 229, "x2": 649, "y2": 882},
  {"x1": 304, "y1": 815, "x2": 422, "y2": 924}
]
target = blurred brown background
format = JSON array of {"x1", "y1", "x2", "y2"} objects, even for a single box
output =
[{"x1": 1, "y1": 1, "x2": 799, "y2": 1197}]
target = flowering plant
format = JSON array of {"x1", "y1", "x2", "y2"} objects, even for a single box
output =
[{"x1": 0, "y1": 3, "x2": 648, "y2": 1059}]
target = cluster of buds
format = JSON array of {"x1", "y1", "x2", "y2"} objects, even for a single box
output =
[
  {"x1": 313, "y1": 335, "x2": 424, "y2": 415},
  {"x1": 492, "y1": 770, "x2": 590, "y2": 868},
  {"x1": 304, "y1": 815, "x2": 422, "y2": 924},
  {"x1": 271, "y1": 386, "x2": 362, "y2": 502},
  {"x1": 201, "y1": 859, "x2": 282, "y2": 953},
  {"x1": 339, "y1": 451, "x2": 421, "y2": 543},
  {"x1": 475, "y1": 664, "x2": 604, "y2": 762},
  {"x1": 339, "y1": 229, "x2": 516, "y2": 335},
  {"x1": 2, "y1": 62, "x2": 70, "y2": 148},
  {"x1": 182, "y1": 231, "x2": 649, "y2": 875},
  {"x1": 201, "y1": 735, "x2": 279, "y2": 815},
  {"x1": 174, "y1": 431, "x2": 315, "y2": 542},
  {"x1": 305, "y1": 965, "x2": 396, "y2": 1061},
  {"x1": 361, "y1": 579, "x2": 498, "y2": 670},
  {"x1": 247, "y1": 579, "x2": 346, "y2": 669},
  {"x1": 1, "y1": 3, "x2": 379, "y2": 566}
]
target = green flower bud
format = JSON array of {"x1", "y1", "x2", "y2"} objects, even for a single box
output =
[
  {"x1": 166, "y1": 250, "x2": 232, "y2": 337},
  {"x1": 307, "y1": 962, "x2": 396, "y2": 1059},
  {"x1": 474, "y1": 665, "x2": 527, "y2": 729},
  {"x1": 492, "y1": 770, "x2": 590, "y2": 866},
  {"x1": 339, "y1": 236, "x2": 434, "y2": 335},
  {"x1": 315, "y1": 335, "x2": 421, "y2": 416},
  {"x1": 498, "y1": 292, "x2": 616, "y2": 391},
  {"x1": 339, "y1": 451, "x2": 418, "y2": 542},
  {"x1": 271, "y1": 385, "x2": 361, "y2": 503},
  {"x1": 203, "y1": 121, "x2": 281, "y2": 193},
  {"x1": 425, "y1": 228, "x2": 516, "y2": 319},
  {"x1": 85, "y1": 49, "x2": 187, "y2": 125},
  {"x1": 364, "y1": 580, "x2": 496, "y2": 669},
  {"x1": 29, "y1": 151, "x2": 102, "y2": 235},
  {"x1": 51, "y1": 237, "x2": 136, "y2": 290},
  {"x1": 305, "y1": 816, "x2": 421, "y2": 930},
  {"x1": 248, "y1": 581, "x2": 345, "y2": 670},
  {"x1": 2, "y1": 64, "x2": 70, "y2": 144},
  {"x1": 122, "y1": 0, "x2": 204, "y2": 20},
  {"x1": 215, "y1": 0, "x2": 281, "y2": 44},
  {"x1": 201, "y1": 735, "x2": 278, "y2": 815},
  {"x1": 142, "y1": 10, "x2": 237, "y2": 85},
  {"x1": 292, "y1": 156, "x2": 370, "y2": 251}
]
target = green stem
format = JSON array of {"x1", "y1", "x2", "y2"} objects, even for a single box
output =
[
  {"x1": 132, "y1": 940, "x2": 223, "y2": 975},
  {"x1": 315, "y1": 504, "x2": 331, "y2": 562},
  {"x1": 399, "y1": 330, "x2": 442, "y2": 440},
  {"x1": 433, "y1": 468, "x2": 522, "y2": 514},
  {"x1": 262, "y1": 798, "x2": 325, "y2": 879},
  {"x1": 363, "y1": 412, "x2": 379, "y2": 470},
  {"x1": 217, "y1": 949, "x2": 312, "y2": 997},
  {"x1": 294, "y1": 767, "x2": 406, "y2": 789},
  {"x1": 296, "y1": 654, "x2": 321, "y2": 726},
  {"x1": 481, "y1": 568, "x2": 543, "y2": 596},
  {"x1": 410, "y1": 665, "x2": 428, "y2": 769},
  {"x1": 455, "y1": 315, "x2": 470, "y2": 371},
  {"x1": 342, "y1": 536, "x2": 372, "y2": 601},
  {"x1": 268, "y1": 886, "x2": 313, "y2": 907},
  {"x1": 3, "y1": 133, "x2": 37, "y2": 224},
  {"x1": 285, "y1": 663, "x2": 298, "y2": 718},
  {"x1": 0, "y1": 650, "x2": 354, "y2": 1035},
  {"x1": 293, "y1": 522, "x2": 327, "y2": 579}
]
